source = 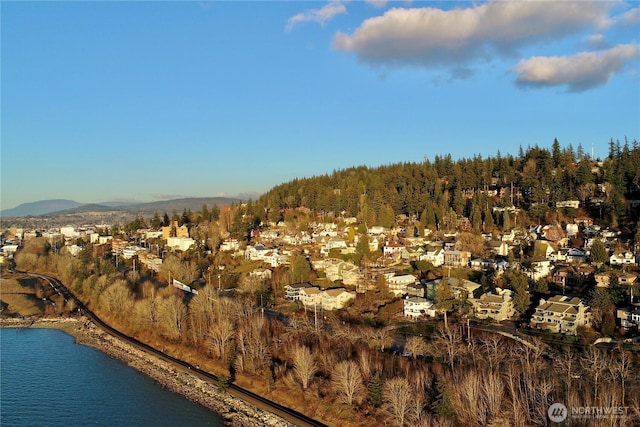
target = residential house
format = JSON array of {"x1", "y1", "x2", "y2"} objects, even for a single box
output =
[
  {"x1": 249, "y1": 268, "x2": 272, "y2": 281},
  {"x1": 470, "y1": 257, "x2": 506, "y2": 271},
  {"x1": 299, "y1": 286, "x2": 323, "y2": 308},
  {"x1": 387, "y1": 274, "x2": 417, "y2": 296},
  {"x1": 566, "y1": 248, "x2": 588, "y2": 264},
  {"x1": 530, "y1": 295, "x2": 591, "y2": 335},
  {"x1": 245, "y1": 244, "x2": 272, "y2": 261},
  {"x1": 427, "y1": 277, "x2": 481, "y2": 300},
  {"x1": 617, "y1": 305, "x2": 640, "y2": 330},
  {"x1": 401, "y1": 247, "x2": 424, "y2": 262},
  {"x1": 595, "y1": 270, "x2": 618, "y2": 288},
  {"x1": 403, "y1": 297, "x2": 437, "y2": 318},
  {"x1": 383, "y1": 242, "x2": 405, "y2": 259},
  {"x1": 166, "y1": 237, "x2": 195, "y2": 252},
  {"x1": 443, "y1": 250, "x2": 471, "y2": 268},
  {"x1": 284, "y1": 282, "x2": 314, "y2": 301},
  {"x1": 220, "y1": 238, "x2": 240, "y2": 251},
  {"x1": 162, "y1": 221, "x2": 189, "y2": 239},
  {"x1": 471, "y1": 288, "x2": 515, "y2": 322},
  {"x1": 138, "y1": 252, "x2": 162, "y2": 272},
  {"x1": 340, "y1": 262, "x2": 361, "y2": 286},
  {"x1": 610, "y1": 251, "x2": 637, "y2": 266},
  {"x1": 321, "y1": 288, "x2": 356, "y2": 310},
  {"x1": 618, "y1": 271, "x2": 638, "y2": 287},
  {"x1": 122, "y1": 245, "x2": 144, "y2": 259},
  {"x1": 406, "y1": 282, "x2": 426, "y2": 298},
  {"x1": 420, "y1": 248, "x2": 444, "y2": 267},
  {"x1": 525, "y1": 260, "x2": 552, "y2": 281}
]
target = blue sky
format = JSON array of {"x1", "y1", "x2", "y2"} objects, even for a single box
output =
[{"x1": 2, "y1": 1, "x2": 639, "y2": 210}]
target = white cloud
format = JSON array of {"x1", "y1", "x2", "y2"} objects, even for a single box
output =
[
  {"x1": 333, "y1": 1, "x2": 611, "y2": 68},
  {"x1": 514, "y1": 44, "x2": 640, "y2": 92},
  {"x1": 619, "y1": 6, "x2": 640, "y2": 26},
  {"x1": 585, "y1": 33, "x2": 610, "y2": 50},
  {"x1": 366, "y1": 0, "x2": 388, "y2": 8},
  {"x1": 286, "y1": 1, "x2": 347, "y2": 31}
]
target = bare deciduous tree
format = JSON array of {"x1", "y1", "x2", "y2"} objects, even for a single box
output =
[
  {"x1": 332, "y1": 360, "x2": 364, "y2": 406},
  {"x1": 293, "y1": 345, "x2": 317, "y2": 390},
  {"x1": 404, "y1": 335, "x2": 428, "y2": 359},
  {"x1": 158, "y1": 294, "x2": 187, "y2": 340},
  {"x1": 208, "y1": 317, "x2": 235, "y2": 360},
  {"x1": 383, "y1": 376, "x2": 411, "y2": 427},
  {"x1": 99, "y1": 280, "x2": 133, "y2": 314}
]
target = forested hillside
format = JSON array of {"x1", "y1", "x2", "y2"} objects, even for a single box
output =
[{"x1": 254, "y1": 139, "x2": 640, "y2": 236}]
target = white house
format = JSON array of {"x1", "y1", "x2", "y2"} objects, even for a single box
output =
[
  {"x1": 60, "y1": 226, "x2": 80, "y2": 239},
  {"x1": 610, "y1": 251, "x2": 637, "y2": 266},
  {"x1": 122, "y1": 245, "x2": 144, "y2": 259},
  {"x1": 383, "y1": 242, "x2": 405, "y2": 259},
  {"x1": 166, "y1": 237, "x2": 195, "y2": 252},
  {"x1": 403, "y1": 297, "x2": 437, "y2": 318},
  {"x1": 526, "y1": 260, "x2": 552, "y2": 281},
  {"x1": 220, "y1": 238, "x2": 240, "y2": 251},
  {"x1": 249, "y1": 268, "x2": 272, "y2": 280},
  {"x1": 420, "y1": 248, "x2": 444, "y2": 266},
  {"x1": 387, "y1": 274, "x2": 417, "y2": 296}
]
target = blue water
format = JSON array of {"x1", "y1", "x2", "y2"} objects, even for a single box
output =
[{"x1": 0, "y1": 328, "x2": 224, "y2": 427}]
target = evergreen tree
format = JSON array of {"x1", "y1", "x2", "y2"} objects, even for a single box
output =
[{"x1": 590, "y1": 239, "x2": 608, "y2": 265}]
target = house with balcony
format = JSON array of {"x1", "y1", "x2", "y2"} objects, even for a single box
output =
[
  {"x1": 284, "y1": 282, "x2": 314, "y2": 301},
  {"x1": 443, "y1": 250, "x2": 471, "y2": 268},
  {"x1": 403, "y1": 297, "x2": 437, "y2": 318},
  {"x1": 220, "y1": 238, "x2": 240, "y2": 251},
  {"x1": 299, "y1": 286, "x2": 323, "y2": 308},
  {"x1": 387, "y1": 274, "x2": 417, "y2": 296},
  {"x1": 530, "y1": 295, "x2": 591, "y2": 335},
  {"x1": 471, "y1": 288, "x2": 515, "y2": 322},
  {"x1": 617, "y1": 305, "x2": 640, "y2": 330}
]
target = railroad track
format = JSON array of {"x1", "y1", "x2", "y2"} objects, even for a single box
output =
[{"x1": 25, "y1": 271, "x2": 328, "y2": 427}]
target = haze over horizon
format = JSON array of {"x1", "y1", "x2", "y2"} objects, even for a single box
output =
[{"x1": 2, "y1": 1, "x2": 638, "y2": 211}]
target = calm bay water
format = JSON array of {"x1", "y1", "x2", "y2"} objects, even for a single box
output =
[{"x1": 0, "y1": 328, "x2": 224, "y2": 427}]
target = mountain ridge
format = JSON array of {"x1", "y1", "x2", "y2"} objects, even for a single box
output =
[{"x1": 1, "y1": 197, "x2": 244, "y2": 218}]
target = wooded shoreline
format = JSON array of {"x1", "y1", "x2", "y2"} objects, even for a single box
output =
[{"x1": 0, "y1": 316, "x2": 293, "y2": 427}]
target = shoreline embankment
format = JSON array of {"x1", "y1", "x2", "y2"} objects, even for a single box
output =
[{"x1": 1, "y1": 316, "x2": 294, "y2": 427}]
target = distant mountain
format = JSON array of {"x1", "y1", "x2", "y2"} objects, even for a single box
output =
[
  {"x1": 123, "y1": 197, "x2": 241, "y2": 215},
  {"x1": 0, "y1": 199, "x2": 83, "y2": 217},
  {"x1": 1, "y1": 197, "x2": 244, "y2": 218}
]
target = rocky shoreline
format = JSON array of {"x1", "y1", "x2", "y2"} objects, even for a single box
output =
[{"x1": 1, "y1": 316, "x2": 294, "y2": 427}]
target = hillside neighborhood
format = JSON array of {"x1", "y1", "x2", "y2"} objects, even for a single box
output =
[{"x1": 3, "y1": 205, "x2": 639, "y2": 341}]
